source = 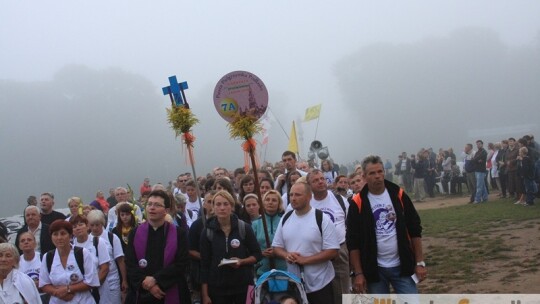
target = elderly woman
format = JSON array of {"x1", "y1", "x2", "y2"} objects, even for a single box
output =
[
  {"x1": 0, "y1": 243, "x2": 42, "y2": 303},
  {"x1": 87, "y1": 210, "x2": 128, "y2": 304},
  {"x1": 39, "y1": 220, "x2": 100, "y2": 303},
  {"x1": 70, "y1": 215, "x2": 110, "y2": 303},
  {"x1": 251, "y1": 190, "x2": 287, "y2": 277},
  {"x1": 200, "y1": 190, "x2": 262, "y2": 304}
]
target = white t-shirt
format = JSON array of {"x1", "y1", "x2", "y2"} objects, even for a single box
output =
[
  {"x1": 19, "y1": 253, "x2": 41, "y2": 284},
  {"x1": 281, "y1": 193, "x2": 289, "y2": 211},
  {"x1": 184, "y1": 209, "x2": 197, "y2": 228},
  {"x1": 368, "y1": 189, "x2": 400, "y2": 267},
  {"x1": 272, "y1": 208, "x2": 339, "y2": 293},
  {"x1": 186, "y1": 198, "x2": 202, "y2": 216},
  {"x1": 40, "y1": 246, "x2": 100, "y2": 304},
  {"x1": 73, "y1": 236, "x2": 111, "y2": 267},
  {"x1": 323, "y1": 171, "x2": 337, "y2": 186},
  {"x1": 93, "y1": 231, "x2": 123, "y2": 304},
  {"x1": 285, "y1": 190, "x2": 348, "y2": 244},
  {"x1": 97, "y1": 230, "x2": 124, "y2": 290}
]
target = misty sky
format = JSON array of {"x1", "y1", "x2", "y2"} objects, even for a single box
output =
[{"x1": 1, "y1": 1, "x2": 540, "y2": 216}]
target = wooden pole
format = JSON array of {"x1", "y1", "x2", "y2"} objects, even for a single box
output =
[
  {"x1": 187, "y1": 143, "x2": 205, "y2": 227},
  {"x1": 248, "y1": 143, "x2": 275, "y2": 269}
]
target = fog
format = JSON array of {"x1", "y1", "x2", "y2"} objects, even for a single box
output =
[{"x1": 1, "y1": 1, "x2": 539, "y2": 216}]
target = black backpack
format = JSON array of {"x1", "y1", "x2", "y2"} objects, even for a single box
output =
[{"x1": 46, "y1": 246, "x2": 100, "y2": 303}]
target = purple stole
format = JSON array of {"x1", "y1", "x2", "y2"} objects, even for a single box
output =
[{"x1": 134, "y1": 222, "x2": 179, "y2": 304}]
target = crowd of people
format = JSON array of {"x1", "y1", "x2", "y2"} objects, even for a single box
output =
[
  {"x1": 0, "y1": 133, "x2": 537, "y2": 304},
  {"x1": 391, "y1": 135, "x2": 539, "y2": 206}
]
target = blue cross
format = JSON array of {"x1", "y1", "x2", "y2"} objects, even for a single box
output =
[{"x1": 162, "y1": 75, "x2": 189, "y2": 106}]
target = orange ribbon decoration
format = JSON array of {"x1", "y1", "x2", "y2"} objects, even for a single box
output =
[
  {"x1": 242, "y1": 138, "x2": 259, "y2": 173},
  {"x1": 182, "y1": 132, "x2": 196, "y2": 165}
]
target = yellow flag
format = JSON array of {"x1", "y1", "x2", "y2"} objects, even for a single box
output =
[
  {"x1": 304, "y1": 104, "x2": 322, "y2": 121},
  {"x1": 288, "y1": 121, "x2": 299, "y2": 154}
]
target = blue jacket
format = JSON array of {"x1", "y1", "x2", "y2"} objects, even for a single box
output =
[{"x1": 251, "y1": 213, "x2": 287, "y2": 277}]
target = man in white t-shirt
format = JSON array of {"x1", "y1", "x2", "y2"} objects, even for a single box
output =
[
  {"x1": 273, "y1": 182, "x2": 339, "y2": 304},
  {"x1": 275, "y1": 151, "x2": 307, "y2": 194},
  {"x1": 346, "y1": 155, "x2": 427, "y2": 296},
  {"x1": 185, "y1": 180, "x2": 202, "y2": 217},
  {"x1": 307, "y1": 169, "x2": 350, "y2": 304}
]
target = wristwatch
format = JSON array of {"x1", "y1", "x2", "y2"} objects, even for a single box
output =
[
  {"x1": 349, "y1": 271, "x2": 363, "y2": 277},
  {"x1": 416, "y1": 261, "x2": 426, "y2": 267}
]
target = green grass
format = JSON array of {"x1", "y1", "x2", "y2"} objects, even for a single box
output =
[
  {"x1": 418, "y1": 198, "x2": 540, "y2": 237},
  {"x1": 417, "y1": 197, "x2": 540, "y2": 293}
]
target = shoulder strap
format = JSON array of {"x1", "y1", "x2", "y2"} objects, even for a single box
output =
[
  {"x1": 108, "y1": 232, "x2": 114, "y2": 250},
  {"x1": 334, "y1": 193, "x2": 347, "y2": 214},
  {"x1": 238, "y1": 220, "x2": 246, "y2": 240},
  {"x1": 282, "y1": 210, "x2": 322, "y2": 236},
  {"x1": 74, "y1": 246, "x2": 85, "y2": 275},
  {"x1": 281, "y1": 210, "x2": 294, "y2": 226},
  {"x1": 206, "y1": 227, "x2": 213, "y2": 242},
  {"x1": 93, "y1": 235, "x2": 99, "y2": 258},
  {"x1": 315, "y1": 209, "x2": 323, "y2": 236},
  {"x1": 187, "y1": 209, "x2": 194, "y2": 218},
  {"x1": 46, "y1": 249, "x2": 55, "y2": 273}
]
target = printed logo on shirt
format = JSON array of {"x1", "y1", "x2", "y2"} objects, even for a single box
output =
[
  {"x1": 372, "y1": 203, "x2": 397, "y2": 235},
  {"x1": 70, "y1": 273, "x2": 79, "y2": 282},
  {"x1": 27, "y1": 271, "x2": 39, "y2": 282},
  {"x1": 67, "y1": 264, "x2": 75, "y2": 271},
  {"x1": 230, "y1": 239, "x2": 240, "y2": 248}
]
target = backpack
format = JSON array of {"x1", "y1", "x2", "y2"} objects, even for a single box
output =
[
  {"x1": 333, "y1": 193, "x2": 347, "y2": 215},
  {"x1": 46, "y1": 246, "x2": 100, "y2": 303},
  {"x1": 282, "y1": 209, "x2": 324, "y2": 236},
  {"x1": 206, "y1": 219, "x2": 247, "y2": 242}
]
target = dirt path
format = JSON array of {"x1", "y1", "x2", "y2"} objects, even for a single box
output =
[{"x1": 416, "y1": 193, "x2": 540, "y2": 294}]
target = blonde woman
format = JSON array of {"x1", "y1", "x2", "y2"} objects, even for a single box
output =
[
  {"x1": 251, "y1": 190, "x2": 287, "y2": 277},
  {"x1": 200, "y1": 190, "x2": 262, "y2": 304}
]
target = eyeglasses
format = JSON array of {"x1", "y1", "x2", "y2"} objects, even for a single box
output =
[{"x1": 147, "y1": 202, "x2": 166, "y2": 208}]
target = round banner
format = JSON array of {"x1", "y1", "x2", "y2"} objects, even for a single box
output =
[{"x1": 213, "y1": 71, "x2": 269, "y2": 122}]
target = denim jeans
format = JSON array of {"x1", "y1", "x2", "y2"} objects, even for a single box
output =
[
  {"x1": 475, "y1": 171, "x2": 488, "y2": 202},
  {"x1": 367, "y1": 266, "x2": 418, "y2": 294},
  {"x1": 523, "y1": 178, "x2": 538, "y2": 205}
]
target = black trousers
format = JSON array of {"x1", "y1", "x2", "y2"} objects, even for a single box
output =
[{"x1": 307, "y1": 282, "x2": 334, "y2": 304}]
